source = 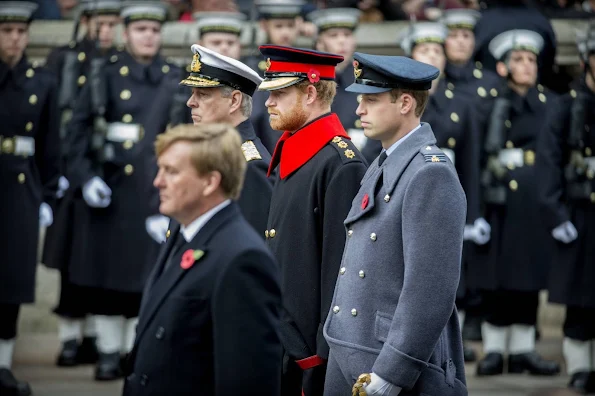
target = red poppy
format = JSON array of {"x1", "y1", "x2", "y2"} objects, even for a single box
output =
[
  {"x1": 361, "y1": 194, "x2": 369, "y2": 210},
  {"x1": 181, "y1": 250, "x2": 195, "y2": 269},
  {"x1": 308, "y1": 69, "x2": 320, "y2": 83}
]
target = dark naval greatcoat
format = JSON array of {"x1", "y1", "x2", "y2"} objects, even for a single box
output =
[
  {"x1": 537, "y1": 79, "x2": 595, "y2": 308},
  {"x1": 65, "y1": 50, "x2": 180, "y2": 294},
  {"x1": 323, "y1": 123, "x2": 468, "y2": 396},
  {"x1": 469, "y1": 86, "x2": 556, "y2": 292},
  {"x1": 0, "y1": 56, "x2": 61, "y2": 304}
]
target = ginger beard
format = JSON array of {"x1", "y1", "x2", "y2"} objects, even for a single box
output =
[{"x1": 269, "y1": 89, "x2": 309, "y2": 132}]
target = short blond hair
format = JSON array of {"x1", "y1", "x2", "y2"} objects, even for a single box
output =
[
  {"x1": 390, "y1": 88, "x2": 429, "y2": 117},
  {"x1": 295, "y1": 79, "x2": 337, "y2": 108},
  {"x1": 155, "y1": 123, "x2": 246, "y2": 200}
]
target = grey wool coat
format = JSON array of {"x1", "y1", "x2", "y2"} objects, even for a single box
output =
[{"x1": 323, "y1": 123, "x2": 468, "y2": 396}]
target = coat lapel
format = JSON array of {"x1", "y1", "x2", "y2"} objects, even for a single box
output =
[{"x1": 134, "y1": 203, "x2": 239, "y2": 344}]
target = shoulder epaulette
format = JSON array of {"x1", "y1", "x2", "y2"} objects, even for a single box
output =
[
  {"x1": 330, "y1": 135, "x2": 361, "y2": 163},
  {"x1": 241, "y1": 140, "x2": 262, "y2": 162},
  {"x1": 420, "y1": 145, "x2": 448, "y2": 163}
]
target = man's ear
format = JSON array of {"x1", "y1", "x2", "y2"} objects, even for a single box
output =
[
  {"x1": 203, "y1": 171, "x2": 222, "y2": 197},
  {"x1": 230, "y1": 90, "x2": 243, "y2": 114},
  {"x1": 496, "y1": 61, "x2": 508, "y2": 78},
  {"x1": 399, "y1": 93, "x2": 414, "y2": 115},
  {"x1": 305, "y1": 84, "x2": 318, "y2": 105}
]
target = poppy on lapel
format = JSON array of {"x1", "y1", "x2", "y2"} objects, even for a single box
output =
[
  {"x1": 361, "y1": 194, "x2": 369, "y2": 210},
  {"x1": 180, "y1": 249, "x2": 205, "y2": 269}
]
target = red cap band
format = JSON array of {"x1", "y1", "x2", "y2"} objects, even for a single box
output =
[{"x1": 266, "y1": 60, "x2": 336, "y2": 80}]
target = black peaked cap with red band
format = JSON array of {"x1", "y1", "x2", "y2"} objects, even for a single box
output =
[{"x1": 257, "y1": 45, "x2": 344, "y2": 91}]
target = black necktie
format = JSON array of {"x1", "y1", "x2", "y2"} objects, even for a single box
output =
[{"x1": 378, "y1": 151, "x2": 388, "y2": 166}]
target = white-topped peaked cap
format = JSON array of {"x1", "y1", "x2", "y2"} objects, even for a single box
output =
[
  {"x1": 306, "y1": 7, "x2": 361, "y2": 32},
  {"x1": 194, "y1": 11, "x2": 246, "y2": 36},
  {"x1": 488, "y1": 29, "x2": 544, "y2": 61},
  {"x1": 180, "y1": 44, "x2": 263, "y2": 96},
  {"x1": 576, "y1": 21, "x2": 595, "y2": 59},
  {"x1": 441, "y1": 8, "x2": 481, "y2": 30},
  {"x1": 120, "y1": 0, "x2": 168, "y2": 23},
  {"x1": 398, "y1": 22, "x2": 448, "y2": 56},
  {"x1": 256, "y1": 0, "x2": 304, "y2": 19},
  {"x1": 78, "y1": 0, "x2": 122, "y2": 14},
  {"x1": 0, "y1": 1, "x2": 38, "y2": 23}
]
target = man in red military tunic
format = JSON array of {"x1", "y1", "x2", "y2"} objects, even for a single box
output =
[{"x1": 257, "y1": 45, "x2": 368, "y2": 396}]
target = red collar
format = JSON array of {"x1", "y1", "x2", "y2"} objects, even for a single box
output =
[{"x1": 268, "y1": 113, "x2": 350, "y2": 179}]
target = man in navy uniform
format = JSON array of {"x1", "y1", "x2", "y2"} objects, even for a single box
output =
[
  {"x1": 469, "y1": 29, "x2": 560, "y2": 377},
  {"x1": 308, "y1": 8, "x2": 366, "y2": 151},
  {"x1": 122, "y1": 123, "x2": 282, "y2": 396},
  {"x1": 178, "y1": 44, "x2": 272, "y2": 236},
  {"x1": 258, "y1": 45, "x2": 368, "y2": 396},
  {"x1": 537, "y1": 23, "x2": 595, "y2": 394},
  {"x1": 0, "y1": 1, "x2": 61, "y2": 394},
  {"x1": 323, "y1": 53, "x2": 468, "y2": 396},
  {"x1": 194, "y1": 11, "x2": 246, "y2": 61},
  {"x1": 64, "y1": 0, "x2": 181, "y2": 381},
  {"x1": 43, "y1": 0, "x2": 122, "y2": 368}
]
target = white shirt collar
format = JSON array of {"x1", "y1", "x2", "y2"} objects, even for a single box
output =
[
  {"x1": 180, "y1": 199, "x2": 231, "y2": 242},
  {"x1": 383, "y1": 124, "x2": 422, "y2": 157}
]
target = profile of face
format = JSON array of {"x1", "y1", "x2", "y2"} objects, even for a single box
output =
[
  {"x1": 316, "y1": 28, "x2": 356, "y2": 61},
  {"x1": 265, "y1": 86, "x2": 310, "y2": 131},
  {"x1": 85, "y1": 14, "x2": 120, "y2": 49},
  {"x1": 445, "y1": 28, "x2": 475, "y2": 64},
  {"x1": 355, "y1": 91, "x2": 404, "y2": 142},
  {"x1": 124, "y1": 20, "x2": 162, "y2": 58},
  {"x1": 262, "y1": 18, "x2": 298, "y2": 47},
  {"x1": 154, "y1": 141, "x2": 215, "y2": 224},
  {"x1": 0, "y1": 22, "x2": 28, "y2": 62},
  {"x1": 411, "y1": 42, "x2": 446, "y2": 74},
  {"x1": 199, "y1": 32, "x2": 241, "y2": 60},
  {"x1": 186, "y1": 87, "x2": 233, "y2": 124},
  {"x1": 497, "y1": 50, "x2": 538, "y2": 87}
]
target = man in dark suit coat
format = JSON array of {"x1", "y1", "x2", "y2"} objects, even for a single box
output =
[{"x1": 122, "y1": 123, "x2": 282, "y2": 396}]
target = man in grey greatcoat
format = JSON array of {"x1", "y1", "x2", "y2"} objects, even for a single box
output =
[{"x1": 323, "y1": 53, "x2": 468, "y2": 396}]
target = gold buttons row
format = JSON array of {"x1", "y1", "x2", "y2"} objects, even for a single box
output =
[{"x1": 265, "y1": 229, "x2": 277, "y2": 239}]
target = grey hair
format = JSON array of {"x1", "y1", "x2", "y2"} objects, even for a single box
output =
[{"x1": 220, "y1": 86, "x2": 252, "y2": 118}]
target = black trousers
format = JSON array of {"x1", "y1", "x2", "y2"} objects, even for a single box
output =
[
  {"x1": 564, "y1": 306, "x2": 595, "y2": 341},
  {"x1": 482, "y1": 290, "x2": 539, "y2": 327},
  {"x1": 0, "y1": 304, "x2": 20, "y2": 340},
  {"x1": 281, "y1": 352, "x2": 327, "y2": 396}
]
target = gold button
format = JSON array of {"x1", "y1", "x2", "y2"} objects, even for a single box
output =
[
  {"x1": 162, "y1": 65, "x2": 170, "y2": 74},
  {"x1": 123, "y1": 140, "x2": 134, "y2": 150},
  {"x1": 26, "y1": 68, "x2": 34, "y2": 78},
  {"x1": 120, "y1": 90, "x2": 131, "y2": 100},
  {"x1": 447, "y1": 82, "x2": 455, "y2": 90},
  {"x1": 17, "y1": 173, "x2": 26, "y2": 183},
  {"x1": 333, "y1": 306, "x2": 340, "y2": 314},
  {"x1": 265, "y1": 230, "x2": 269, "y2": 239},
  {"x1": 122, "y1": 114, "x2": 133, "y2": 123},
  {"x1": 473, "y1": 69, "x2": 483, "y2": 79},
  {"x1": 29, "y1": 95, "x2": 37, "y2": 105},
  {"x1": 448, "y1": 137, "x2": 456, "y2": 148},
  {"x1": 570, "y1": 89, "x2": 577, "y2": 98},
  {"x1": 591, "y1": 192, "x2": 595, "y2": 203},
  {"x1": 351, "y1": 309, "x2": 357, "y2": 316},
  {"x1": 2, "y1": 139, "x2": 14, "y2": 153},
  {"x1": 110, "y1": 55, "x2": 118, "y2": 63},
  {"x1": 120, "y1": 66, "x2": 129, "y2": 76},
  {"x1": 586, "y1": 147, "x2": 592, "y2": 157},
  {"x1": 509, "y1": 180, "x2": 518, "y2": 191},
  {"x1": 25, "y1": 122, "x2": 33, "y2": 132},
  {"x1": 166, "y1": 229, "x2": 171, "y2": 238},
  {"x1": 587, "y1": 169, "x2": 594, "y2": 180},
  {"x1": 384, "y1": 194, "x2": 390, "y2": 203},
  {"x1": 355, "y1": 119, "x2": 362, "y2": 128},
  {"x1": 77, "y1": 75, "x2": 86, "y2": 86},
  {"x1": 475, "y1": 61, "x2": 483, "y2": 69},
  {"x1": 348, "y1": 230, "x2": 353, "y2": 237},
  {"x1": 525, "y1": 150, "x2": 535, "y2": 166},
  {"x1": 359, "y1": 270, "x2": 365, "y2": 278},
  {"x1": 506, "y1": 140, "x2": 514, "y2": 149},
  {"x1": 77, "y1": 52, "x2": 86, "y2": 62},
  {"x1": 124, "y1": 164, "x2": 134, "y2": 175},
  {"x1": 538, "y1": 84, "x2": 544, "y2": 92},
  {"x1": 450, "y1": 112, "x2": 459, "y2": 123},
  {"x1": 490, "y1": 88, "x2": 498, "y2": 97},
  {"x1": 477, "y1": 87, "x2": 487, "y2": 97},
  {"x1": 340, "y1": 267, "x2": 346, "y2": 275},
  {"x1": 539, "y1": 93, "x2": 547, "y2": 103},
  {"x1": 370, "y1": 233, "x2": 377, "y2": 241},
  {"x1": 269, "y1": 229, "x2": 276, "y2": 238},
  {"x1": 445, "y1": 90, "x2": 454, "y2": 99},
  {"x1": 505, "y1": 120, "x2": 512, "y2": 128}
]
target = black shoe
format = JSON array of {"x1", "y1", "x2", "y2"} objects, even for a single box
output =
[
  {"x1": 463, "y1": 317, "x2": 483, "y2": 342},
  {"x1": 56, "y1": 339, "x2": 79, "y2": 367},
  {"x1": 77, "y1": 337, "x2": 98, "y2": 365},
  {"x1": 568, "y1": 371, "x2": 590, "y2": 394},
  {"x1": 464, "y1": 345, "x2": 477, "y2": 362},
  {"x1": 476, "y1": 352, "x2": 504, "y2": 376},
  {"x1": 507, "y1": 352, "x2": 560, "y2": 376},
  {"x1": 0, "y1": 368, "x2": 32, "y2": 396},
  {"x1": 94, "y1": 352, "x2": 123, "y2": 381}
]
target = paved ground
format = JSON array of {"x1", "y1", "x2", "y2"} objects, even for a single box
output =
[{"x1": 11, "y1": 332, "x2": 582, "y2": 396}]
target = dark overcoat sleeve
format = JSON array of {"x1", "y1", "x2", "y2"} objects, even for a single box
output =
[
  {"x1": 212, "y1": 249, "x2": 282, "y2": 395},
  {"x1": 237, "y1": 160, "x2": 272, "y2": 237},
  {"x1": 317, "y1": 161, "x2": 367, "y2": 357},
  {"x1": 37, "y1": 72, "x2": 61, "y2": 204},
  {"x1": 458, "y1": 105, "x2": 481, "y2": 224}
]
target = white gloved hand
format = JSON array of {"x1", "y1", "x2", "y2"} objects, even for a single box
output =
[
  {"x1": 463, "y1": 218, "x2": 491, "y2": 245},
  {"x1": 145, "y1": 215, "x2": 170, "y2": 243},
  {"x1": 551, "y1": 221, "x2": 578, "y2": 244},
  {"x1": 56, "y1": 176, "x2": 70, "y2": 198},
  {"x1": 82, "y1": 176, "x2": 112, "y2": 208},
  {"x1": 363, "y1": 373, "x2": 401, "y2": 396},
  {"x1": 39, "y1": 202, "x2": 53, "y2": 227}
]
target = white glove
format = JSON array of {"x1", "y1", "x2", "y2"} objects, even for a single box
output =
[
  {"x1": 551, "y1": 221, "x2": 578, "y2": 244},
  {"x1": 56, "y1": 176, "x2": 70, "y2": 198},
  {"x1": 39, "y1": 202, "x2": 53, "y2": 227},
  {"x1": 145, "y1": 215, "x2": 170, "y2": 243},
  {"x1": 82, "y1": 176, "x2": 112, "y2": 208},
  {"x1": 463, "y1": 218, "x2": 491, "y2": 245},
  {"x1": 363, "y1": 373, "x2": 401, "y2": 396}
]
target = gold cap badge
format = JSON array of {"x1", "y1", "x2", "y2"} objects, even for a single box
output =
[
  {"x1": 353, "y1": 60, "x2": 362, "y2": 79},
  {"x1": 265, "y1": 58, "x2": 271, "y2": 72},
  {"x1": 191, "y1": 52, "x2": 202, "y2": 73}
]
